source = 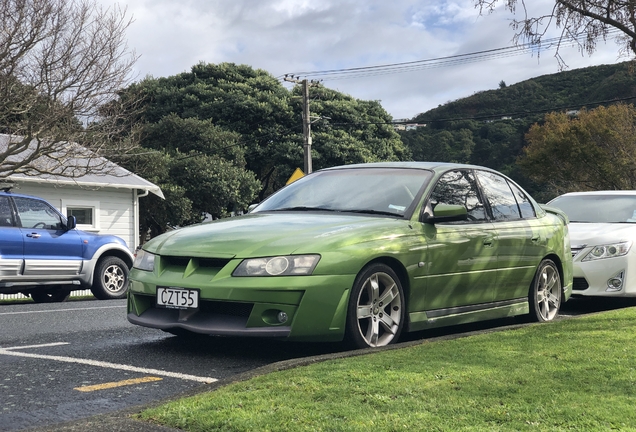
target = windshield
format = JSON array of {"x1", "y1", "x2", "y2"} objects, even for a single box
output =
[
  {"x1": 548, "y1": 194, "x2": 636, "y2": 223},
  {"x1": 253, "y1": 167, "x2": 433, "y2": 217}
]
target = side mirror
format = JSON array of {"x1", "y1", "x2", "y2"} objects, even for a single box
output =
[
  {"x1": 247, "y1": 204, "x2": 258, "y2": 213},
  {"x1": 65, "y1": 215, "x2": 76, "y2": 230},
  {"x1": 423, "y1": 204, "x2": 468, "y2": 224}
]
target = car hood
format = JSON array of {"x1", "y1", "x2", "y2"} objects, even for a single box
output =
[
  {"x1": 568, "y1": 223, "x2": 636, "y2": 246},
  {"x1": 144, "y1": 212, "x2": 406, "y2": 258}
]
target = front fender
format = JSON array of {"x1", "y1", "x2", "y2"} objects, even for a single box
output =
[{"x1": 81, "y1": 244, "x2": 134, "y2": 287}]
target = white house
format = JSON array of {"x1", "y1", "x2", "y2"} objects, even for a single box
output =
[{"x1": 1, "y1": 134, "x2": 163, "y2": 251}]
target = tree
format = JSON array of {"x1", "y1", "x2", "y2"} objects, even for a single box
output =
[
  {"x1": 124, "y1": 63, "x2": 301, "y2": 200},
  {"x1": 119, "y1": 114, "x2": 261, "y2": 237},
  {"x1": 518, "y1": 104, "x2": 636, "y2": 200},
  {"x1": 475, "y1": 1, "x2": 636, "y2": 67},
  {"x1": 0, "y1": 0, "x2": 139, "y2": 179}
]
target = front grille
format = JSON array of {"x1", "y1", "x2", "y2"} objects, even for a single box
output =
[
  {"x1": 163, "y1": 256, "x2": 190, "y2": 267},
  {"x1": 161, "y1": 256, "x2": 232, "y2": 271},
  {"x1": 136, "y1": 293, "x2": 253, "y2": 318},
  {"x1": 198, "y1": 258, "x2": 232, "y2": 269},
  {"x1": 199, "y1": 300, "x2": 253, "y2": 317},
  {"x1": 573, "y1": 277, "x2": 589, "y2": 291}
]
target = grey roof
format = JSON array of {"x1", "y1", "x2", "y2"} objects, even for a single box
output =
[{"x1": 1, "y1": 134, "x2": 164, "y2": 198}]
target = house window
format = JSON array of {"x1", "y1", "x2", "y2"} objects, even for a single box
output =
[
  {"x1": 62, "y1": 199, "x2": 100, "y2": 231},
  {"x1": 67, "y1": 207, "x2": 93, "y2": 225}
]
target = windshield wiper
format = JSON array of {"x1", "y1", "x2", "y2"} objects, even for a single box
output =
[
  {"x1": 271, "y1": 207, "x2": 402, "y2": 217},
  {"x1": 273, "y1": 206, "x2": 338, "y2": 212},
  {"x1": 346, "y1": 209, "x2": 402, "y2": 217}
]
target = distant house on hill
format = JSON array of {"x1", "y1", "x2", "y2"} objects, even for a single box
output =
[{"x1": 0, "y1": 134, "x2": 163, "y2": 250}]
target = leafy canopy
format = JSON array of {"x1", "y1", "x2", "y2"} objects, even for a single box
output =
[{"x1": 519, "y1": 104, "x2": 636, "y2": 198}]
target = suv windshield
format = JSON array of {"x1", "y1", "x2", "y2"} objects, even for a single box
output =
[
  {"x1": 253, "y1": 168, "x2": 433, "y2": 217},
  {"x1": 549, "y1": 194, "x2": 636, "y2": 223}
]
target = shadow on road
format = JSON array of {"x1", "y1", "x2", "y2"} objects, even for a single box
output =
[{"x1": 125, "y1": 295, "x2": 636, "y2": 362}]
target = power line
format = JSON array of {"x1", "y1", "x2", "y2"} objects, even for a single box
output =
[{"x1": 279, "y1": 30, "x2": 621, "y2": 82}]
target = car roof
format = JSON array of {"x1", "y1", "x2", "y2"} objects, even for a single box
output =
[
  {"x1": 0, "y1": 190, "x2": 47, "y2": 201},
  {"x1": 320, "y1": 161, "x2": 497, "y2": 173}
]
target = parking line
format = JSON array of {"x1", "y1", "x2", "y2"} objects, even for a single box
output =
[
  {"x1": 0, "y1": 305, "x2": 123, "y2": 316},
  {"x1": 3, "y1": 342, "x2": 69, "y2": 350},
  {"x1": 75, "y1": 376, "x2": 163, "y2": 392},
  {"x1": 0, "y1": 345, "x2": 217, "y2": 383}
]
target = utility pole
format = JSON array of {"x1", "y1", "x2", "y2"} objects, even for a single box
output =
[
  {"x1": 301, "y1": 79, "x2": 312, "y2": 174},
  {"x1": 284, "y1": 75, "x2": 320, "y2": 174}
]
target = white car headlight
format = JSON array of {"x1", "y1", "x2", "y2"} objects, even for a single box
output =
[
  {"x1": 582, "y1": 241, "x2": 632, "y2": 262},
  {"x1": 133, "y1": 249, "x2": 156, "y2": 271},
  {"x1": 233, "y1": 255, "x2": 320, "y2": 276}
]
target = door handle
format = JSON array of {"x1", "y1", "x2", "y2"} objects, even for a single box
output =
[
  {"x1": 26, "y1": 233, "x2": 41, "y2": 238},
  {"x1": 483, "y1": 239, "x2": 493, "y2": 247}
]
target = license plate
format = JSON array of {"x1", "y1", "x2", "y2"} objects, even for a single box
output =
[{"x1": 156, "y1": 287, "x2": 199, "y2": 309}]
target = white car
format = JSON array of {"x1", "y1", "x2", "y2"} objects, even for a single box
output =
[{"x1": 548, "y1": 191, "x2": 636, "y2": 297}]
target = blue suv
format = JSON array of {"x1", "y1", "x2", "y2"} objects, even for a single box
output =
[{"x1": 0, "y1": 190, "x2": 134, "y2": 302}]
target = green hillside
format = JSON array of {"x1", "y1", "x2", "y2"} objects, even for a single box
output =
[{"x1": 413, "y1": 61, "x2": 636, "y2": 123}]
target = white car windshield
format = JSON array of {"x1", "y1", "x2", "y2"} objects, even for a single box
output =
[
  {"x1": 549, "y1": 195, "x2": 636, "y2": 223},
  {"x1": 253, "y1": 167, "x2": 433, "y2": 217}
]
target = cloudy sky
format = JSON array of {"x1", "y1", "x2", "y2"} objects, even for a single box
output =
[{"x1": 112, "y1": 0, "x2": 627, "y2": 119}]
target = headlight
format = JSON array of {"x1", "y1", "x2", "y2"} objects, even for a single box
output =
[
  {"x1": 582, "y1": 241, "x2": 632, "y2": 262},
  {"x1": 232, "y1": 255, "x2": 320, "y2": 276},
  {"x1": 133, "y1": 249, "x2": 156, "y2": 271}
]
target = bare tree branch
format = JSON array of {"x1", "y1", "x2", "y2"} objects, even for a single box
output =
[
  {"x1": 0, "y1": 0, "x2": 141, "y2": 179},
  {"x1": 475, "y1": 0, "x2": 636, "y2": 68}
]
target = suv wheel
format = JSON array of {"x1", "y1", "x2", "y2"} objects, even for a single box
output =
[{"x1": 91, "y1": 256, "x2": 130, "y2": 300}]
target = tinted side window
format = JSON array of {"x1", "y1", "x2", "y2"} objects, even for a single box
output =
[
  {"x1": 475, "y1": 171, "x2": 521, "y2": 221},
  {"x1": 0, "y1": 196, "x2": 14, "y2": 227},
  {"x1": 429, "y1": 170, "x2": 487, "y2": 221},
  {"x1": 13, "y1": 197, "x2": 63, "y2": 230},
  {"x1": 508, "y1": 182, "x2": 536, "y2": 218}
]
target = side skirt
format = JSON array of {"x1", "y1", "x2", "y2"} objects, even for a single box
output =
[{"x1": 407, "y1": 298, "x2": 529, "y2": 332}]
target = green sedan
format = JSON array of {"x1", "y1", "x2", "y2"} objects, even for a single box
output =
[{"x1": 128, "y1": 162, "x2": 573, "y2": 349}]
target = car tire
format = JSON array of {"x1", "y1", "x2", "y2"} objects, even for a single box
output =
[
  {"x1": 91, "y1": 256, "x2": 129, "y2": 300},
  {"x1": 30, "y1": 289, "x2": 71, "y2": 303},
  {"x1": 345, "y1": 263, "x2": 405, "y2": 349},
  {"x1": 529, "y1": 259, "x2": 562, "y2": 322}
]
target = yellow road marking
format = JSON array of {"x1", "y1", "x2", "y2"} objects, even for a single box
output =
[{"x1": 74, "y1": 376, "x2": 163, "y2": 392}]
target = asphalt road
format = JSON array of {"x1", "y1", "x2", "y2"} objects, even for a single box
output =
[
  {"x1": 0, "y1": 295, "x2": 634, "y2": 432},
  {"x1": 0, "y1": 299, "x2": 346, "y2": 432}
]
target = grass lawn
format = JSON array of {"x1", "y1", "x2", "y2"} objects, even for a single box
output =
[{"x1": 138, "y1": 308, "x2": 636, "y2": 431}]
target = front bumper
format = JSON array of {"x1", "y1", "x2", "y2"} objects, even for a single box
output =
[
  {"x1": 127, "y1": 267, "x2": 356, "y2": 342},
  {"x1": 572, "y1": 253, "x2": 636, "y2": 297},
  {"x1": 127, "y1": 297, "x2": 292, "y2": 337}
]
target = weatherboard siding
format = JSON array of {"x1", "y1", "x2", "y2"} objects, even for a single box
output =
[{"x1": 11, "y1": 183, "x2": 135, "y2": 251}]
